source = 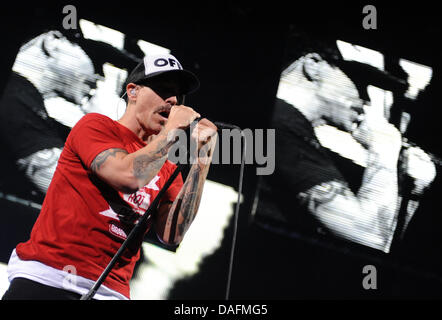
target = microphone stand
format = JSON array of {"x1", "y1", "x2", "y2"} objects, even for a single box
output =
[{"x1": 80, "y1": 160, "x2": 186, "y2": 300}]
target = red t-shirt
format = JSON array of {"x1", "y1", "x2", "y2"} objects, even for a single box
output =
[{"x1": 15, "y1": 113, "x2": 183, "y2": 299}]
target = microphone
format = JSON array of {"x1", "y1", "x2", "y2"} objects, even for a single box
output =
[
  {"x1": 192, "y1": 117, "x2": 241, "y2": 130},
  {"x1": 213, "y1": 121, "x2": 241, "y2": 130},
  {"x1": 401, "y1": 138, "x2": 442, "y2": 167}
]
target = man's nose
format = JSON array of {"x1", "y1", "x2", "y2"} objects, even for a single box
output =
[
  {"x1": 165, "y1": 96, "x2": 178, "y2": 105},
  {"x1": 351, "y1": 104, "x2": 365, "y2": 115}
]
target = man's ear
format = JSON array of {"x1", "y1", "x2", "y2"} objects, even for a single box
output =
[
  {"x1": 126, "y1": 83, "x2": 137, "y2": 101},
  {"x1": 302, "y1": 53, "x2": 323, "y2": 83},
  {"x1": 41, "y1": 31, "x2": 64, "y2": 60}
]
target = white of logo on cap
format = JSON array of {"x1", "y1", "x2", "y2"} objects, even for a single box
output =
[{"x1": 143, "y1": 54, "x2": 183, "y2": 76}]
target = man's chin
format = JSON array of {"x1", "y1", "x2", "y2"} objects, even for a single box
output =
[{"x1": 152, "y1": 122, "x2": 167, "y2": 135}]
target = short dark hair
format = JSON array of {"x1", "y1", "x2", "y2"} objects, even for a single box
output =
[
  {"x1": 281, "y1": 31, "x2": 408, "y2": 101},
  {"x1": 281, "y1": 32, "x2": 343, "y2": 72}
]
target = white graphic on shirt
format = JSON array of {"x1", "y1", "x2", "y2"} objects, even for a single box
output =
[
  {"x1": 147, "y1": 175, "x2": 160, "y2": 191},
  {"x1": 98, "y1": 175, "x2": 161, "y2": 238},
  {"x1": 99, "y1": 208, "x2": 119, "y2": 220},
  {"x1": 122, "y1": 189, "x2": 151, "y2": 215},
  {"x1": 109, "y1": 223, "x2": 127, "y2": 240},
  {"x1": 121, "y1": 175, "x2": 160, "y2": 214}
]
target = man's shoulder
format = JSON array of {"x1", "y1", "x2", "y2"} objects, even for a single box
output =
[
  {"x1": 67, "y1": 113, "x2": 116, "y2": 143},
  {"x1": 0, "y1": 72, "x2": 44, "y2": 110},
  {"x1": 72, "y1": 113, "x2": 114, "y2": 130},
  {"x1": 78, "y1": 112, "x2": 113, "y2": 123},
  {"x1": 273, "y1": 98, "x2": 314, "y2": 135}
]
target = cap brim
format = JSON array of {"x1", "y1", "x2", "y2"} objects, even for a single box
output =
[
  {"x1": 143, "y1": 69, "x2": 200, "y2": 95},
  {"x1": 337, "y1": 60, "x2": 408, "y2": 100}
]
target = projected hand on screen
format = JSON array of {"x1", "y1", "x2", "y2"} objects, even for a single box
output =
[
  {"x1": 352, "y1": 86, "x2": 402, "y2": 165},
  {"x1": 352, "y1": 109, "x2": 402, "y2": 154}
]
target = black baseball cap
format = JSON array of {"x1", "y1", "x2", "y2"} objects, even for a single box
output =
[{"x1": 126, "y1": 53, "x2": 200, "y2": 95}]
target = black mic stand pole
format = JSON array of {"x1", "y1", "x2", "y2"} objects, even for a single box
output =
[{"x1": 80, "y1": 160, "x2": 186, "y2": 300}]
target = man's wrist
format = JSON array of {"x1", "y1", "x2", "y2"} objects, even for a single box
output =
[{"x1": 367, "y1": 150, "x2": 400, "y2": 170}]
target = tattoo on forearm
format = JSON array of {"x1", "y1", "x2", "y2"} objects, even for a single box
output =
[
  {"x1": 298, "y1": 181, "x2": 348, "y2": 212},
  {"x1": 177, "y1": 167, "x2": 201, "y2": 236},
  {"x1": 363, "y1": 152, "x2": 397, "y2": 184},
  {"x1": 133, "y1": 137, "x2": 173, "y2": 183},
  {"x1": 164, "y1": 135, "x2": 217, "y2": 243},
  {"x1": 91, "y1": 148, "x2": 128, "y2": 173},
  {"x1": 167, "y1": 199, "x2": 182, "y2": 244}
]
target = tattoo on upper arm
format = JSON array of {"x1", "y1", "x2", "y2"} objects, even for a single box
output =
[
  {"x1": 133, "y1": 139, "x2": 171, "y2": 181},
  {"x1": 297, "y1": 180, "x2": 350, "y2": 212},
  {"x1": 91, "y1": 148, "x2": 128, "y2": 173}
]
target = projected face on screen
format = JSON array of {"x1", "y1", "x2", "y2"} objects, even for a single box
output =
[
  {"x1": 253, "y1": 37, "x2": 437, "y2": 254},
  {"x1": 278, "y1": 52, "x2": 366, "y2": 133},
  {"x1": 0, "y1": 20, "x2": 169, "y2": 201},
  {"x1": 39, "y1": 31, "x2": 97, "y2": 105}
]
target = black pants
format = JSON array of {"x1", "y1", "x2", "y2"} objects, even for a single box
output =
[{"x1": 2, "y1": 277, "x2": 83, "y2": 300}]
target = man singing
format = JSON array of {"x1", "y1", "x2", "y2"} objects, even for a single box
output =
[{"x1": 2, "y1": 53, "x2": 218, "y2": 300}]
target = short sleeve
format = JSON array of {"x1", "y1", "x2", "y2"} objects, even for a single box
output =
[
  {"x1": 275, "y1": 129, "x2": 345, "y2": 195},
  {"x1": 68, "y1": 113, "x2": 126, "y2": 169},
  {"x1": 270, "y1": 99, "x2": 345, "y2": 195}
]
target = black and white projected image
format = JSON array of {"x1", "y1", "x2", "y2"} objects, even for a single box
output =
[
  {"x1": 0, "y1": 24, "x2": 145, "y2": 204},
  {"x1": 252, "y1": 35, "x2": 438, "y2": 254}
]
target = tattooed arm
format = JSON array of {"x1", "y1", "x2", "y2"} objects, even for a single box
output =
[
  {"x1": 297, "y1": 149, "x2": 400, "y2": 252},
  {"x1": 296, "y1": 101, "x2": 405, "y2": 252},
  {"x1": 90, "y1": 130, "x2": 176, "y2": 194},
  {"x1": 90, "y1": 106, "x2": 200, "y2": 194},
  {"x1": 155, "y1": 120, "x2": 218, "y2": 246}
]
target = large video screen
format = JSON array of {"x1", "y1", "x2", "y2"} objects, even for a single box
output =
[{"x1": 252, "y1": 32, "x2": 439, "y2": 255}]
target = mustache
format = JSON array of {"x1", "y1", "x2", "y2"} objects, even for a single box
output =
[
  {"x1": 156, "y1": 104, "x2": 172, "y2": 119},
  {"x1": 156, "y1": 104, "x2": 172, "y2": 113}
]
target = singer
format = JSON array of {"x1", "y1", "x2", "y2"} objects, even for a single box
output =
[
  {"x1": 255, "y1": 48, "x2": 436, "y2": 255},
  {"x1": 2, "y1": 53, "x2": 218, "y2": 300}
]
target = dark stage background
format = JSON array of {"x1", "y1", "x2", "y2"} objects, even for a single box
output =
[{"x1": 0, "y1": 2, "x2": 441, "y2": 299}]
